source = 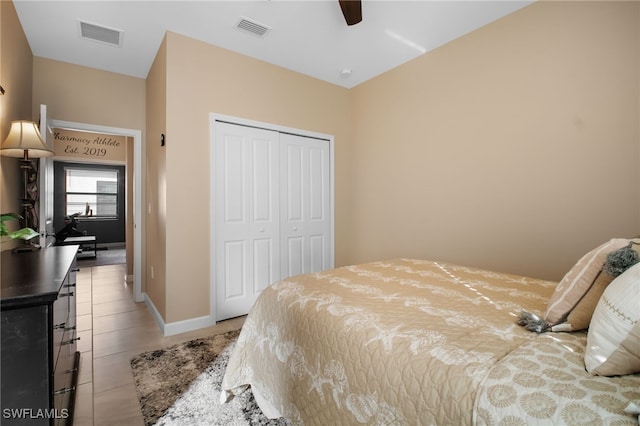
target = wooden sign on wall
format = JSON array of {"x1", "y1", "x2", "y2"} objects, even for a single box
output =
[{"x1": 53, "y1": 128, "x2": 126, "y2": 163}]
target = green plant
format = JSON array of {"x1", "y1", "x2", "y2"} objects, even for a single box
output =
[{"x1": 0, "y1": 213, "x2": 39, "y2": 241}]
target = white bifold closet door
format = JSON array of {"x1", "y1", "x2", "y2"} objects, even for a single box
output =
[
  {"x1": 280, "y1": 133, "x2": 331, "y2": 277},
  {"x1": 214, "y1": 122, "x2": 331, "y2": 321}
]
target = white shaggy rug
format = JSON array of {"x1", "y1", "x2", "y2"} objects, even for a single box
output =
[{"x1": 130, "y1": 330, "x2": 288, "y2": 426}]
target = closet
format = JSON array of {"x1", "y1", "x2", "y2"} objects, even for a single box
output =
[{"x1": 212, "y1": 119, "x2": 333, "y2": 321}]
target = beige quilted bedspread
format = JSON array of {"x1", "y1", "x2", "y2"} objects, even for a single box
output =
[
  {"x1": 475, "y1": 332, "x2": 640, "y2": 425},
  {"x1": 220, "y1": 259, "x2": 638, "y2": 425}
]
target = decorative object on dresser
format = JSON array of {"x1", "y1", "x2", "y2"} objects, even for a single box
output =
[
  {"x1": 0, "y1": 120, "x2": 54, "y2": 252},
  {"x1": 0, "y1": 212, "x2": 39, "y2": 243},
  {"x1": 1, "y1": 245, "x2": 80, "y2": 425}
]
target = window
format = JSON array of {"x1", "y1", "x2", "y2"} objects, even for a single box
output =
[{"x1": 65, "y1": 168, "x2": 119, "y2": 218}]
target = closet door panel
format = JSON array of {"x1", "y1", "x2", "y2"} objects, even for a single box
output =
[
  {"x1": 284, "y1": 144, "x2": 304, "y2": 222},
  {"x1": 251, "y1": 137, "x2": 279, "y2": 294},
  {"x1": 253, "y1": 139, "x2": 275, "y2": 222},
  {"x1": 309, "y1": 234, "x2": 325, "y2": 272},
  {"x1": 253, "y1": 238, "x2": 275, "y2": 293},
  {"x1": 309, "y1": 146, "x2": 327, "y2": 222},
  {"x1": 215, "y1": 123, "x2": 280, "y2": 320},
  {"x1": 280, "y1": 134, "x2": 331, "y2": 276},
  {"x1": 223, "y1": 136, "x2": 245, "y2": 223},
  {"x1": 286, "y1": 235, "x2": 304, "y2": 277},
  {"x1": 224, "y1": 240, "x2": 245, "y2": 299}
]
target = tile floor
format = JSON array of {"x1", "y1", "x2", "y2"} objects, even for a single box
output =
[{"x1": 73, "y1": 263, "x2": 245, "y2": 425}]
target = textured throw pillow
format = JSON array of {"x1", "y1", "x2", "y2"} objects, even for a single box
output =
[
  {"x1": 585, "y1": 261, "x2": 640, "y2": 376},
  {"x1": 604, "y1": 243, "x2": 640, "y2": 277},
  {"x1": 564, "y1": 242, "x2": 640, "y2": 331},
  {"x1": 544, "y1": 238, "x2": 630, "y2": 329},
  {"x1": 563, "y1": 269, "x2": 615, "y2": 331}
]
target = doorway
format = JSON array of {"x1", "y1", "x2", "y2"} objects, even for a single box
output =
[{"x1": 49, "y1": 119, "x2": 143, "y2": 302}]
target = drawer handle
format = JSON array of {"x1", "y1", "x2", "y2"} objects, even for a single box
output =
[
  {"x1": 62, "y1": 337, "x2": 80, "y2": 345},
  {"x1": 72, "y1": 268, "x2": 80, "y2": 272},
  {"x1": 59, "y1": 292, "x2": 74, "y2": 298},
  {"x1": 54, "y1": 322, "x2": 66, "y2": 330},
  {"x1": 54, "y1": 386, "x2": 75, "y2": 395},
  {"x1": 64, "y1": 325, "x2": 76, "y2": 332},
  {"x1": 64, "y1": 367, "x2": 78, "y2": 374},
  {"x1": 63, "y1": 283, "x2": 77, "y2": 288}
]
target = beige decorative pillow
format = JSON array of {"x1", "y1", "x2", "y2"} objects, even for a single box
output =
[
  {"x1": 563, "y1": 269, "x2": 615, "y2": 331},
  {"x1": 585, "y1": 261, "x2": 640, "y2": 376},
  {"x1": 566, "y1": 241, "x2": 640, "y2": 332},
  {"x1": 544, "y1": 238, "x2": 630, "y2": 328}
]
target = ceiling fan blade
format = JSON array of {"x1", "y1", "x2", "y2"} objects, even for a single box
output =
[{"x1": 339, "y1": 0, "x2": 362, "y2": 26}]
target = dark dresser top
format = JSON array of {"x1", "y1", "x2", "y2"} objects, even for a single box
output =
[{"x1": 1, "y1": 245, "x2": 78, "y2": 309}]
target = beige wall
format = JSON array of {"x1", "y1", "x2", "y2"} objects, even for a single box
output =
[
  {"x1": 31, "y1": 57, "x2": 146, "y2": 290},
  {"x1": 0, "y1": 0, "x2": 33, "y2": 250},
  {"x1": 350, "y1": 1, "x2": 640, "y2": 280},
  {"x1": 32, "y1": 58, "x2": 145, "y2": 131},
  {"x1": 154, "y1": 32, "x2": 352, "y2": 323},
  {"x1": 145, "y1": 37, "x2": 168, "y2": 318},
  {"x1": 7, "y1": 0, "x2": 640, "y2": 328}
]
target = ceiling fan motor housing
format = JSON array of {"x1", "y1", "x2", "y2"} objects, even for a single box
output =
[{"x1": 339, "y1": 0, "x2": 362, "y2": 26}]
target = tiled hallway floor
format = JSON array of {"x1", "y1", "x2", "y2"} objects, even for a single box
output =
[{"x1": 73, "y1": 264, "x2": 245, "y2": 425}]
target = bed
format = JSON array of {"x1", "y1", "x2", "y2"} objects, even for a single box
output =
[{"x1": 221, "y1": 241, "x2": 640, "y2": 425}]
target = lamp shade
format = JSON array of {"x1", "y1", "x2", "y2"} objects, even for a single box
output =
[{"x1": 1, "y1": 120, "x2": 54, "y2": 158}]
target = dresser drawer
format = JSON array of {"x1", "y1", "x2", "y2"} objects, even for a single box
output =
[
  {"x1": 54, "y1": 342, "x2": 73, "y2": 392},
  {"x1": 55, "y1": 327, "x2": 78, "y2": 369},
  {"x1": 53, "y1": 391, "x2": 72, "y2": 425},
  {"x1": 62, "y1": 266, "x2": 77, "y2": 325},
  {"x1": 53, "y1": 349, "x2": 79, "y2": 426},
  {"x1": 52, "y1": 294, "x2": 69, "y2": 352},
  {"x1": 53, "y1": 289, "x2": 72, "y2": 373},
  {"x1": 53, "y1": 332, "x2": 76, "y2": 420}
]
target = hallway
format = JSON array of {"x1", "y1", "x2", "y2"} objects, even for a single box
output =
[{"x1": 73, "y1": 263, "x2": 244, "y2": 425}]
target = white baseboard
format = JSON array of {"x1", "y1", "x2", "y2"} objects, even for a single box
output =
[
  {"x1": 144, "y1": 295, "x2": 166, "y2": 334},
  {"x1": 144, "y1": 294, "x2": 214, "y2": 336},
  {"x1": 164, "y1": 315, "x2": 214, "y2": 337}
]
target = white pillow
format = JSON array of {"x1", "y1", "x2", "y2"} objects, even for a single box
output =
[{"x1": 585, "y1": 261, "x2": 640, "y2": 376}]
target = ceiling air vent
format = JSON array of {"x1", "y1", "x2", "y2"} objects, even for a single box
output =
[
  {"x1": 79, "y1": 20, "x2": 123, "y2": 47},
  {"x1": 236, "y1": 17, "x2": 271, "y2": 37}
]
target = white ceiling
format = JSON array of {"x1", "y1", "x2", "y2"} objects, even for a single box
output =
[{"x1": 13, "y1": 0, "x2": 532, "y2": 89}]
